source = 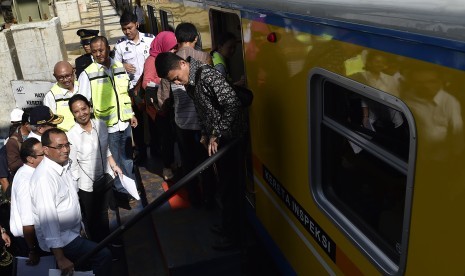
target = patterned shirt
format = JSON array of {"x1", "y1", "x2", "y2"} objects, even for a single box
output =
[{"x1": 186, "y1": 58, "x2": 246, "y2": 139}]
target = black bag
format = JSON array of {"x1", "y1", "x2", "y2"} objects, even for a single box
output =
[
  {"x1": 231, "y1": 84, "x2": 253, "y2": 107},
  {"x1": 93, "y1": 173, "x2": 114, "y2": 193}
]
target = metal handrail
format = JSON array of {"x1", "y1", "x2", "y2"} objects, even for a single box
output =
[{"x1": 75, "y1": 138, "x2": 240, "y2": 267}]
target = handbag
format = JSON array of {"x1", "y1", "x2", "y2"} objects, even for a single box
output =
[
  {"x1": 77, "y1": 122, "x2": 115, "y2": 193},
  {"x1": 92, "y1": 172, "x2": 114, "y2": 193}
]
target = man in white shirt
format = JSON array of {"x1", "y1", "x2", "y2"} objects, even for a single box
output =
[
  {"x1": 78, "y1": 36, "x2": 138, "y2": 198},
  {"x1": 9, "y1": 137, "x2": 43, "y2": 265},
  {"x1": 114, "y1": 11, "x2": 154, "y2": 164},
  {"x1": 43, "y1": 61, "x2": 79, "y2": 131},
  {"x1": 30, "y1": 128, "x2": 112, "y2": 275},
  {"x1": 27, "y1": 106, "x2": 63, "y2": 141}
]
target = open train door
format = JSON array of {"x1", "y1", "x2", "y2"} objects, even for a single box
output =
[{"x1": 208, "y1": 8, "x2": 255, "y2": 206}]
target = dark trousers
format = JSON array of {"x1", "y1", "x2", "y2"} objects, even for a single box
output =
[
  {"x1": 175, "y1": 125, "x2": 216, "y2": 205},
  {"x1": 132, "y1": 103, "x2": 147, "y2": 158},
  {"x1": 155, "y1": 113, "x2": 175, "y2": 168},
  {"x1": 63, "y1": 236, "x2": 112, "y2": 276},
  {"x1": 78, "y1": 188, "x2": 111, "y2": 243},
  {"x1": 216, "y1": 137, "x2": 245, "y2": 242}
]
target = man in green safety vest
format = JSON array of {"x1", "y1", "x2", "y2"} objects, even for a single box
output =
[
  {"x1": 43, "y1": 61, "x2": 79, "y2": 132},
  {"x1": 77, "y1": 36, "x2": 138, "y2": 199}
]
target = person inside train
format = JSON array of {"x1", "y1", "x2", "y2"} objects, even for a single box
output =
[
  {"x1": 155, "y1": 52, "x2": 247, "y2": 250},
  {"x1": 211, "y1": 32, "x2": 245, "y2": 86}
]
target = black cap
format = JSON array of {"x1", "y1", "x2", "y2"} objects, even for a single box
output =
[
  {"x1": 29, "y1": 106, "x2": 64, "y2": 126},
  {"x1": 77, "y1": 29, "x2": 99, "y2": 45}
]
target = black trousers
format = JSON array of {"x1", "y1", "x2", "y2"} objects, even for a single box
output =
[
  {"x1": 78, "y1": 188, "x2": 111, "y2": 243},
  {"x1": 216, "y1": 137, "x2": 246, "y2": 242},
  {"x1": 154, "y1": 113, "x2": 175, "y2": 168},
  {"x1": 175, "y1": 125, "x2": 216, "y2": 205}
]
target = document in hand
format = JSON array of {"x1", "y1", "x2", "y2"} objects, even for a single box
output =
[
  {"x1": 49, "y1": 269, "x2": 94, "y2": 276},
  {"x1": 119, "y1": 174, "x2": 140, "y2": 200}
]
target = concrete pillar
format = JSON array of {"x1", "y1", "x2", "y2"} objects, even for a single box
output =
[
  {"x1": 0, "y1": 29, "x2": 21, "y2": 138},
  {"x1": 55, "y1": 0, "x2": 81, "y2": 26},
  {"x1": 10, "y1": 17, "x2": 67, "y2": 81}
]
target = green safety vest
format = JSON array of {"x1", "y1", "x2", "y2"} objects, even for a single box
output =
[
  {"x1": 84, "y1": 62, "x2": 133, "y2": 127},
  {"x1": 212, "y1": 52, "x2": 232, "y2": 81},
  {"x1": 50, "y1": 82, "x2": 78, "y2": 131}
]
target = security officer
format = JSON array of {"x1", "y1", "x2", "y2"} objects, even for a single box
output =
[
  {"x1": 78, "y1": 36, "x2": 138, "y2": 198},
  {"x1": 43, "y1": 61, "x2": 78, "y2": 131},
  {"x1": 75, "y1": 29, "x2": 99, "y2": 78},
  {"x1": 114, "y1": 11, "x2": 154, "y2": 163}
]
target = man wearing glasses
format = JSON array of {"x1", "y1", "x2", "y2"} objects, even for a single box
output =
[
  {"x1": 9, "y1": 138, "x2": 44, "y2": 265},
  {"x1": 43, "y1": 61, "x2": 79, "y2": 131},
  {"x1": 30, "y1": 128, "x2": 112, "y2": 275},
  {"x1": 27, "y1": 106, "x2": 64, "y2": 141}
]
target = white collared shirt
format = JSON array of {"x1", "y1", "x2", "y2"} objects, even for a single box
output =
[
  {"x1": 68, "y1": 119, "x2": 113, "y2": 192},
  {"x1": 30, "y1": 157, "x2": 81, "y2": 252},
  {"x1": 77, "y1": 58, "x2": 130, "y2": 133},
  {"x1": 9, "y1": 164, "x2": 35, "y2": 237},
  {"x1": 27, "y1": 131, "x2": 42, "y2": 141},
  {"x1": 114, "y1": 32, "x2": 154, "y2": 88},
  {"x1": 43, "y1": 83, "x2": 79, "y2": 113}
]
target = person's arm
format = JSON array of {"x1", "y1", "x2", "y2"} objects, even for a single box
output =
[
  {"x1": 142, "y1": 56, "x2": 160, "y2": 89},
  {"x1": 0, "y1": 178, "x2": 9, "y2": 193},
  {"x1": 68, "y1": 134, "x2": 80, "y2": 181},
  {"x1": 42, "y1": 91, "x2": 57, "y2": 113},
  {"x1": 0, "y1": 226, "x2": 10, "y2": 247},
  {"x1": 23, "y1": 225, "x2": 40, "y2": 265},
  {"x1": 77, "y1": 72, "x2": 92, "y2": 100},
  {"x1": 208, "y1": 70, "x2": 241, "y2": 137},
  {"x1": 50, "y1": 247, "x2": 74, "y2": 274},
  {"x1": 6, "y1": 138, "x2": 22, "y2": 173}
]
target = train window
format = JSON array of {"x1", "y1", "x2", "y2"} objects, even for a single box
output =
[{"x1": 309, "y1": 69, "x2": 415, "y2": 274}]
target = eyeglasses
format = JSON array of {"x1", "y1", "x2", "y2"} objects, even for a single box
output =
[
  {"x1": 46, "y1": 143, "x2": 72, "y2": 150},
  {"x1": 56, "y1": 74, "x2": 74, "y2": 82},
  {"x1": 33, "y1": 153, "x2": 45, "y2": 158}
]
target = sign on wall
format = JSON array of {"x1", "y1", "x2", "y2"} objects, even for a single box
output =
[{"x1": 11, "y1": 80, "x2": 54, "y2": 112}]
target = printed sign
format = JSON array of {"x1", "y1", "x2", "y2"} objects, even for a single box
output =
[{"x1": 11, "y1": 80, "x2": 54, "y2": 112}]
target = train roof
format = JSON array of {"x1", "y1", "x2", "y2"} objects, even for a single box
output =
[{"x1": 207, "y1": 0, "x2": 465, "y2": 42}]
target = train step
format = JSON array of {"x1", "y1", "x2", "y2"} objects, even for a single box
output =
[{"x1": 152, "y1": 207, "x2": 242, "y2": 276}]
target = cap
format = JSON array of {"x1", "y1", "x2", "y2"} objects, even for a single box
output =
[
  {"x1": 29, "y1": 106, "x2": 64, "y2": 126},
  {"x1": 10, "y1": 108, "x2": 24, "y2": 123},
  {"x1": 77, "y1": 29, "x2": 99, "y2": 45}
]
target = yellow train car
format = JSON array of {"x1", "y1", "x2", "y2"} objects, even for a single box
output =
[{"x1": 145, "y1": 0, "x2": 465, "y2": 274}]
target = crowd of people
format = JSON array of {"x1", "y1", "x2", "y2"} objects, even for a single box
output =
[{"x1": 0, "y1": 9, "x2": 248, "y2": 276}]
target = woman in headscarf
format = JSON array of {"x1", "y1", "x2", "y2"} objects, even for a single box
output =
[{"x1": 142, "y1": 31, "x2": 178, "y2": 180}]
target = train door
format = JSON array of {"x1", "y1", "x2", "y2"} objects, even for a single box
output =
[
  {"x1": 209, "y1": 8, "x2": 255, "y2": 206},
  {"x1": 209, "y1": 9, "x2": 245, "y2": 86}
]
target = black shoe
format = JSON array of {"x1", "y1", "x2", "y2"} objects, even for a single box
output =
[
  {"x1": 212, "y1": 236, "x2": 237, "y2": 251},
  {"x1": 210, "y1": 224, "x2": 224, "y2": 235}
]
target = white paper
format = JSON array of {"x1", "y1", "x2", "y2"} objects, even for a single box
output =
[
  {"x1": 49, "y1": 269, "x2": 94, "y2": 276},
  {"x1": 16, "y1": 255, "x2": 56, "y2": 276},
  {"x1": 119, "y1": 174, "x2": 140, "y2": 200}
]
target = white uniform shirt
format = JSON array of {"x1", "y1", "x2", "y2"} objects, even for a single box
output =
[
  {"x1": 43, "y1": 84, "x2": 79, "y2": 113},
  {"x1": 31, "y1": 157, "x2": 81, "y2": 252},
  {"x1": 114, "y1": 32, "x2": 154, "y2": 88},
  {"x1": 27, "y1": 131, "x2": 42, "y2": 141},
  {"x1": 78, "y1": 58, "x2": 130, "y2": 133},
  {"x1": 68, "y1": 119, "x2": 113, "y2": 192},
  {"x1": 9, "y1": 164, "x2": 35, "y2": 237}
]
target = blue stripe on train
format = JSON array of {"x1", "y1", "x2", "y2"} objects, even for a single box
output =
[{"x1": 237, "y1": 9, "x2": 465, "y2": 71}]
